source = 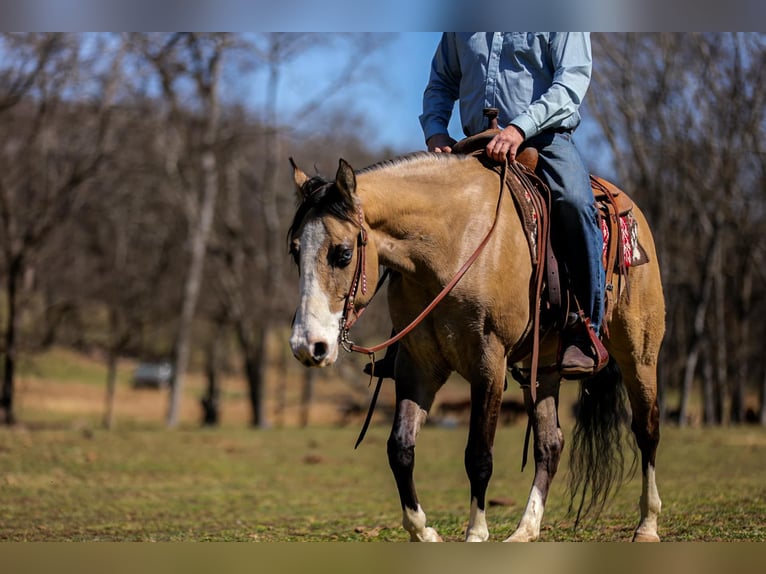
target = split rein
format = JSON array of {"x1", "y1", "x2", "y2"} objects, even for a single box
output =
[
  {"x1": 339, "y1": 158, "x2": 515, "y2": 448},
  {"x1": 339, "y1": 158, "x2": 510, "y2": 365}
]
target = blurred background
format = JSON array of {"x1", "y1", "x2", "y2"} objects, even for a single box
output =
[{"x1": 0, "y1": 32, "x2": 764, "y2": 432}]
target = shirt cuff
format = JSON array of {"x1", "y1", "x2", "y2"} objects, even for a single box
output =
[
  {"x1": 510, "y1": 114, "x2": 538, "y2": 140},
  {"x1": 420, "y1": 117, "x2": 450, "y2": 144}
]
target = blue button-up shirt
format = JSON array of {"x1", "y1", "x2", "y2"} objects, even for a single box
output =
[{"x1": 419, "y1": 32, "x2": 592, "y2": 142}]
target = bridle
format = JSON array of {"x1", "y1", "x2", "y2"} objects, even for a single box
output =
[{"x1": 338, "y1": 206, "x2": 370, "y2": 348}]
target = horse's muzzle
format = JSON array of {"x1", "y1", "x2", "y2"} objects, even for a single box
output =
[{"x1": 290, "y1": 336, "x2": 338, "y2": 367}]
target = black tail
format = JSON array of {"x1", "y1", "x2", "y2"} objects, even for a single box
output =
[{"x1": 567, "y1": 356, "x2": 637, "y2": 527}]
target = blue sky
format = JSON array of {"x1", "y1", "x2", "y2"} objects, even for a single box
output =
[
  {"x1": 363, "y1": 33, "x2": 460, "y2": 152},
  {"x1": 244, "y1": 33, "x2": 460, "y2": 153},
  {"x1": 242, "y1": 32, "x2": 610, "y2": 174},
  {"x1": 369, "y1": 33, "x2": 606, "y2": 172}
]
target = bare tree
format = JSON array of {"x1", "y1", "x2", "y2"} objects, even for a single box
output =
[
  {"x1": 0, "y1": 32, "x2": 399, "y2": 429},
  {"x1": 136, "y1": 33, "x2": 231, "y2": 428},
  {"x1": 76, "y1": 123, "x2": 184, "y2": 429},
  {"x1": 207, "y1": 33, "x2": 394, "y2": 427},
  {"x1": 589, "y1": 33, "x2": 766, "y2": 425},
  {"x1": 0, "y1": 33, "x2": 119, "y2": 424}
]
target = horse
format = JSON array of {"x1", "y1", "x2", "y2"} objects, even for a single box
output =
[{"x1": 287, "y1": 151, "x2": 664, "y2": 542}]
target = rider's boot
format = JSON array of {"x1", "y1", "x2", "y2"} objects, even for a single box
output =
[{"x1": 559, "y1": 312, "x2": 608, "y2": 379}]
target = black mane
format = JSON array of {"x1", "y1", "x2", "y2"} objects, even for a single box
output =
[{"x1": 287, "y1": 175, "x2": 357, "y2": 248}]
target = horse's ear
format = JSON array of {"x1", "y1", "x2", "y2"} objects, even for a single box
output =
[
  {"x1": 335, "y1": 158, "x2": 357, "y2": 209},
  {"x1": 290, "y1": 157, "x2": 310, "y2": 199}
]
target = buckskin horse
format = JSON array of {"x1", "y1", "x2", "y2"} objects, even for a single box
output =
[{"x1": 287, "y1": 151, "x2": 664, "y2": 542}]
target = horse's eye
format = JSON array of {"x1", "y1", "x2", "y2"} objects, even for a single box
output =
[
  {"x1": 289, "y1": 241, "x2": 300, "y2": 266},
  {"x1": 331, "y1": 245, "x2": 354, "y2": 268}
]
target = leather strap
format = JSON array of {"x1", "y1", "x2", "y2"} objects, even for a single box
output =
[
  {"x1": 343, "y1": 159, "x2": 509, "y2": 358},
  {"x1": 347, "y1": 154, "x2": 555, "y2": 444}
]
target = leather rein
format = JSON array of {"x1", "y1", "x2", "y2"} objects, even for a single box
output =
[
  {"x1": 339, "y1": 158, "x2": 509, "y2": 361},
  {"x1": 337, "y1": 159, "x2": 511, "y2": 448}
]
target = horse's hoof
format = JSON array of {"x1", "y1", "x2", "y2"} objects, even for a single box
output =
[
  {"x1": 410, "y1": 527, "x2": 443, "y2": 542},
  {"x1": 632, "y1": 531, "x2": 660, "y2": 542},
  {"x1": 465, "y1": 531, "x2": 489, "y2": 542},
  {"x1": 421, "y1": 527, "x2": 443, "y2": 542},
  {"x1": 503, "y1": 529, "x2": 538, "y2": 542}
]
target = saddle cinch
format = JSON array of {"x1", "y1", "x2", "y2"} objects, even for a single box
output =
[{"x1": 452, "y1": 128, "x2": 648, "y2": 334}]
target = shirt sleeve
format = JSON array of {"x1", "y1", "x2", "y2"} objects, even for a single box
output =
[
  {"x1": 510, "y1": 32, "x2": 592, "y2": 139},
  {"x1": 419, "y1": 33, "x2": 462, "y2": 143}
]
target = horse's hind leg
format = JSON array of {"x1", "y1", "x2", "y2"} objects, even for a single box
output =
[
  {"x1": 387, "y1": 346, "x2": 447, "y2": 542},
  {"x1": 617, "y1": 358, "x2": 662, "y2": 542},
  {"x1": 505, "y1": 371, "x2": 564, "y2": 542},
  {"x1": 609, "y1": 263, "x2": 664, "y2": 542}
]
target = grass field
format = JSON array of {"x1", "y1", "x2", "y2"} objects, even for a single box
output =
[{"x1": 1, "y1": 349, "x2": 765, "y2": 542}]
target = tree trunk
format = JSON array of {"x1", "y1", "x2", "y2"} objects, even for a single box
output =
[
  {"x1": 245, "y1": 343, "x2": 266, "y2": 428},
  {"x1": 1, "y1": 257, "x2": 20, "y2": 426},
  {"x1": 712, "y1": 234, "x2": 727, "y2": 425},
  {"x1": 678, "y1": 232, "x2": 719, "y2": 427},
  {"x1": 234, "y1": 318, "x2": 266, "y2": 428},
  {"x1": 702, "y1": 349, "x2": 716, "y2": 425},
  {"x1": 167, "y1": 116, "x2": 220, "y2": 427},
  {"x1": 165, "y1": 36, "x2": 223, "y2": 429},
  {"x1": 260, "y1": 47, "x2": 285, "y2": 416},
  {"x1": 731, "y1": 264, "x2": 752, "y2": 424},
  {"x1": 167, "y1": 186, "x2": 216, "y2": 428},
  {"x1": 103, "y1": 348, "x2": 118, "y2": 430},
  {"x1": 201, "y1": 332, "x2": 221, "y2": 427},
  {"x1": 252, "y1": 325, "x2": 270, "y2": 428},
  {"x1": 760, "y1": 366, "x2": 766, "y2": 427},
  {"x1": 679, "y1": 344, "x2": 700, "y2": 428},
  {"x1": 300, "y1": 369, "x2": 316, "y2": 428}
]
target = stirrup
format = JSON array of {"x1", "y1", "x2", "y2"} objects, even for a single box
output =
[{"x1": 558, "y1": 312, "x2": 608, "y2": 379}]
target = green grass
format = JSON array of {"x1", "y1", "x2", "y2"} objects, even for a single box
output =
[{"x1": 1, "y1": 423, "x2": 765, "y2": 541}]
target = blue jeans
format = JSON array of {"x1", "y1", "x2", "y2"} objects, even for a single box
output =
[{"x1": 526, "y1": 130, "x2": 604, "y2": 330}]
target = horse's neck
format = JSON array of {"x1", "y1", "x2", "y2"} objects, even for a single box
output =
[{"x1": 358, "y1": 168, "x2": 494, "y2": 277}]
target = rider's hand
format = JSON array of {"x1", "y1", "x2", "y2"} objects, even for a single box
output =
[
  {"x1": 426, "y1": 133, "x2": 456, "y2": 153},
  {"x1": 485, "y1": 125, "x2": 525, "y2": 163}
]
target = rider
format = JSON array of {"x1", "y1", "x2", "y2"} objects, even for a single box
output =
[{"x1": 419, "y1": 32, "x2": 606, "y2": 377}]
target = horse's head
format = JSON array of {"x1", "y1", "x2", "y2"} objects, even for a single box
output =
[{"x1": 287, "y1": 158, "x2": 379, "y2": 367}]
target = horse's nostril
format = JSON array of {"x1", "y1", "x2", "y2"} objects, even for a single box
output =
[{"x1": 312, "y1": 341, "x2": 328, "y2": 361}]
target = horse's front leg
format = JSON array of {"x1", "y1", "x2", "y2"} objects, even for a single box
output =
[
  {"x1": 387, "y1": 347, "x2": 446, "y2": 542},
  {"x1": 463, "y1": 364, "x2": 505, "y2": 542},
  {"x1": 505, "y1": 372, "x2": 563, "y2": 542}
]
